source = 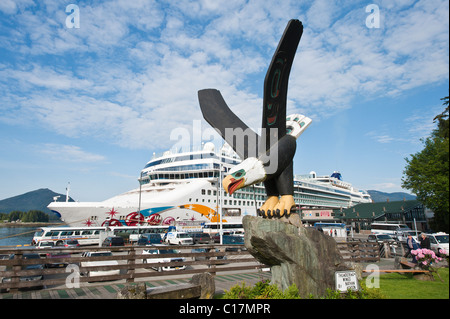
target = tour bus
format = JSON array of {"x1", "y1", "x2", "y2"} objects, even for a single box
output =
[
  {"x1": 314, "y1": 222, "x2": 347, "y2": 238},
  {"x1": 370, "y1": 223, "x2": 411, "y2": 240},
  {"x1": 202, "y1": 223, "x2": 244, "y2": 235},
  {"x1": 32, "y1": 225, "x2": 169, "y2": 246}
]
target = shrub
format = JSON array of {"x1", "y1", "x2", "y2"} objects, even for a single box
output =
[
  {"x1": 222, "y1": 279, "x2": 386, "y2": 299},
  {"x1": 222, "y1": 280, "x2": 300, "y2": 299}
]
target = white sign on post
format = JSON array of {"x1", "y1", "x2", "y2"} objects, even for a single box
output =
[{"x1": 335, "y1": 271, "x2": 359, "y2": 292}]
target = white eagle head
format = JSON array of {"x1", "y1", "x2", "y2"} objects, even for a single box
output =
[{"x1": 222, "y1": 157, "x2": 266, "y2": 194}]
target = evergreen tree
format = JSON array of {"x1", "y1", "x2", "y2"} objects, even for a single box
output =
[
  {"x1": 402, "y1": 96, "x2": 449, "y2": 231},
  {"x1": 8, "y1": 210, "x2": 24, "y2": 222},
  {"x1": 22, "y1": 210, "x2": 49, "y2": 222}
]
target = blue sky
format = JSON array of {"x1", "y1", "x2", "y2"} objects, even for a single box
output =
[{"x1": 0, "y1": 0, "x2": 448, "y2": 202}]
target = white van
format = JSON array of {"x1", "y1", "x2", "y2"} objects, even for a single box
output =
[
  {"x1": 428, "y1": 232, "x2": 449, "y2": 256},
  {"x1": 370, "y1": 223, "x2": 410, "y2": 240},
  {"x1": 165, "y1": 232, "x2": 193, "y2": 245}
]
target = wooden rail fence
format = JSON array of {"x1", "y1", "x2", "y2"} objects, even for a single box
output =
[
  {"x1": 0, "y1": 244, "x2": 265, "y2": 293},
  {"x1": 337, "y1": 241, "x2": 380, "y2": 263}
]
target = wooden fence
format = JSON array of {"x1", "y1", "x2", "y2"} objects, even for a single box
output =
[
  {"x1": 0, "y1": 244, "x2": 265, "y2": 293},
  {"x1": 337, "y1": 241, "x2": 380, "y2": 262},
  {"x1": 1, "y1": 240, "x2": 405, "y2": 292},
  {"x1": 337, "y1": 239, "x2": 407, "y2": 262}
]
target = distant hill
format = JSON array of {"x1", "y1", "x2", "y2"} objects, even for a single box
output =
[
  {"x1": 0, "y1": 188, "x2": 74, "y2": 217},
  {"x1": 367, "y1": 190, "x2": 416, "y2": 202}
]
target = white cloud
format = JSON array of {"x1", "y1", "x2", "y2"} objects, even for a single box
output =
[
  {"x1": 289, "y1": 0, "x2": 449, "y2": 118},
  {"x1": 372, "y1": 182, "x2": 399, "y2": 190},
  {"x1": 0, "y1": 65, "x2": 92, "y2": 91},
  {"x1": 0, "y1": 0, "x2": 448, "y2": 153},
  {"x1": 39, "y1": 144, "x2": 106, "y2": 163}
]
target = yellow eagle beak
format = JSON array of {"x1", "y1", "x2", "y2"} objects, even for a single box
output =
[{"x1": 222, "y1": 175, "x2": 244, "y2": 195}]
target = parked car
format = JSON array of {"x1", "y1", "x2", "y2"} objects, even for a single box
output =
[
  {"x1": 212, "y1": 232, "x2": 232, "y2": 243},
  {"x1": 223, "y1": 235, "x2": 244, "y2": 245},
  {"x1": 428, "y1": 232, "x2": 449, "y2": 256},
  {"x1": 397, "y1": 230, "x2": 421, "y2": 242},
  {"x1": 137, "y1": 233, "x2": 163, "y2": 246},
  {"x1": 45, "y1": 252, "x2": 71, "y2": 268},
  {"x1": 36, "y1": 241, "x2": 55, "y2": 249},
  {"x1": 102, "y1": 236, "x2": 125, "y2": 247},
  {"x1": 142, "y1": 247, "x2": 186, "y2": 271},
  {"x1": 190, "y1": 233, "x2": 212, "y2": 244},
  {"x1": 64, "y1": 239, "x2": 80, "y2": 248},
  {"x1": 1, "y1": 253, "x2": 44, "y2": 292},
  {"x1": 367, "y1": 234, "x2": 395, "y2": 242},
  {"x1": 211, "y1": 232, "x2": 245, "y2": 244},
  {"x1": 80, "y1": 251, "x2": 120, "y2": 279},
  {"x1": 368, "y1": 234, "x2": 398, "y2": 256},
  {"x1": 165, "y1": 232, "x2": 193, "y2": 245},
  {"x1": 190, "y1": 248, "x2": 227, "y2": 263}
]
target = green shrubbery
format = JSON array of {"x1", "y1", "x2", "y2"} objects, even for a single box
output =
[
  {"x1": 222, "y1": 280, "x2": 301, "y2": 299},
  {"x1": 221, "y1": 279, "x2": 386, "y2": 299}
]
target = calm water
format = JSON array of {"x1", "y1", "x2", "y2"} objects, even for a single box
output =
[{"x1": 0, "y1": 226, "x2": 37, "y2": 247}]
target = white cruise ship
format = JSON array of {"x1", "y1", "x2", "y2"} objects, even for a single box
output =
[{"x1": 48, "y1": 143, "x2": 371, "y2": 227}]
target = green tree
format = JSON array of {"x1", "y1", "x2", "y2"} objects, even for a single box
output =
[
  {"x1": 8, "y1": 210, "x2": 24, "y2": 222},
  {"x1": 22, "y1": 210, "x2": 49, "y2": 222},
  {"x1": 402, "y1": 96, "x2": 449, "y2": 231}
]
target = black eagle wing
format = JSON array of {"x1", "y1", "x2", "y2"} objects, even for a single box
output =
[
  {"x1": 261, "y1": 19, "x2": 303, "y2": 152},
  {"x1": 198, "y1": 88, "x2": 260, "y2": 159}
]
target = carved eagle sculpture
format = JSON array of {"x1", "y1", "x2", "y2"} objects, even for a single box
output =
[{"x1": 198, "y1": 19, "x2": 311, "y2": 219}]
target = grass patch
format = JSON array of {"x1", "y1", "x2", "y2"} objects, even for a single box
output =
[
  {"x1": 373, "y1": 267, "x2": 449, "y2": 299},
  {"x1": 217, "y1": 268, "x2": 449, "y2": 299}
]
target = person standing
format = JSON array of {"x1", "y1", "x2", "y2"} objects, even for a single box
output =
[
  {"x1": 405, "y1": 235, "x2": 418, "y2": 259},
  {"x1": 419, "y1": 233, "x2": 431, "y2": 249}
]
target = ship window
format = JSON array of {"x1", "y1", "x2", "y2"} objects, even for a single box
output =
[
  {"x1": 201, "y1": 189, "x2": 206, "y2": 195},
  {"x1": 207, "y1": 190, "x2": 211, "y2": 195}
]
